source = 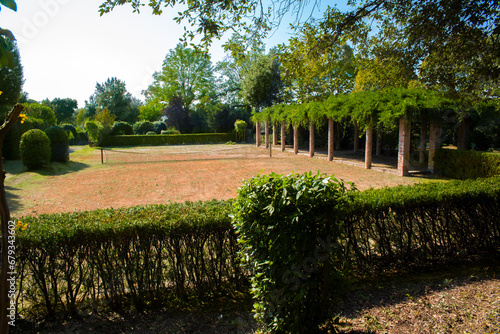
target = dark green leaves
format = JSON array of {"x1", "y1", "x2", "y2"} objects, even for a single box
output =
[{"x1": 0, "y1": 0, "x2": 17, "y2": 12}]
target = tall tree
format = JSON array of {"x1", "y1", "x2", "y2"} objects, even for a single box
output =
[
  {"x1": 144, "y1": 44, "x2": 215, "y2": 111},
  {"x1": 43, "y1": 98, "x2": 78, "y2": 124},
  {"x1": 163, "y1": 95, "x2": 191, "y2": 133},
  {"x1": 241, "y1": 52, "x2": 283, "y2": 110},
  {"x1": 85, "y1": 77, "x2": 140, "y2": 123},
  {"x1": 0, "y1": 37, "x2": 23, "y2": 110}
]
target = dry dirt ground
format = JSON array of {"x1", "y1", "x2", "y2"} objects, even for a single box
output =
[{"x1": 5, "y1": 144, "x2": 431, "y2": 218}]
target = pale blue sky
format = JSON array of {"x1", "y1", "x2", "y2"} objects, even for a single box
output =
[{"x1": 1, "y1": 0, "x2": 349, "y2": 109}]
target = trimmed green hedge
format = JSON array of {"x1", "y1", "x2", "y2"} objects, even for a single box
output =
[
  {"x1": 101, "y1": 133, "x2": 236, "y2": 146},
  {"x1": 15, "y1": 200, "x2": 241, "y2": 317},
  {"x1": 12, "y1": 176, "x2": 500, "y2": 325},
  {"x1": 434, "y1": 148, "x2": 500, "y2": 179}
]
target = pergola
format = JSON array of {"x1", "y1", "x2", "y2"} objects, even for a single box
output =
[{"x1": 252, "y1": 88, "x2": 449, "y2": 176}]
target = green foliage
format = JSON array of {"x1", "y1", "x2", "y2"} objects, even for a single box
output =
[
  {"x1": 143, "y1": 44, "x2": 215, "y2": 111},
  {"x1": 241, "y1": 53, "x2": 282, "y2": 110},
  {"x1": 110, "y1": 121, "x2": 133, "y2": 135},
  {"x1": 45, "y1": 98, "x2": 78, "y2": 124},
  {"x1": 232, "y1": 172, "x2": 355, "y2": 333},
  {"x1": 2, "y1": 118, "x2": 32, "y2": 159},
  {"x1": 44, "y1": 126, "x2": 69, "y2": 162},
  {"x1": 146, "y1": 131, "x2": 155, "y2": 135},
  {"x1": 60, "y1": 123, "x2": 78, "y2": 144},
  {"x1": 161, "y1": 128, "x2": 180, "y2": 135},
  {"x1": 133, "y1": 120, "x2": 154, "y2": 134},
  {"x1": 138, "y1": 101, "x2": 163, "y2": 121},
  {"x1": 434, "y1": 149, "x2": 500, "y2": 179},
  {"x1": 19, "y1": 129, "x2": 51, "y2": 169},
  {"x1": 84, "y1": 120, "x2": 105, "y2": 146},
  {"x1": 153, "y1": 121, "x2": 167, "y2": 134},
  {"x1": 102, "y1": 132, "x2": 236, "y2": 146},
  {"x1": 0, "y1": 37, "x2": 23, "y2": 106},
  {"x1": 22, "y1": 102, "x2": 57, "y2": 130},
  {"x1": 15, "y1": 200, "x2": 240, "y2": 317},
  {"x1": 86, "y1": 77, "x2": 140, "y2": 123}
]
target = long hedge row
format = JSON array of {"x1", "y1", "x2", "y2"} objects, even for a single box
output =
[
  {"x1": 15, "y1": 200, "x2": 241, "y2": 317},
  {"x1": 101, "y1": 133, "x2": 236, "y2": 147},
  {"x1": 11, "y1": 176, "x2": 500, "y2": 322},
  {"x1": 434, "y1": 148, "x2": 500, "y2": 179}
]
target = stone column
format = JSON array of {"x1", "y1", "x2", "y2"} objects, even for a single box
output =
[
  {"x1": 353, "y1": 121, "x2": 359, "y2": 153},
  {"x1": 272, "y1": 124, "x2": 278, "y2": 146},
  {"x1": 428, "y1": 119, "x2": 442, "y2": 173},
  {"x1": 293, "y1": 124, "x2": 299, "y2": 154},
  {"x1": 328, "y1": 118, "x2": 334, "y2": 161},
  {"x1": 281, "y1": 122, "x2": 286, "y2": 152},
  {"x1": 265, "y1": 120, "x2": 269, "y2": 149},
  {"x1": 365, "y1": 124, "x2": 373, "y2": 169},
  {"x1": 309, "y1": 121, "x2": 315, "y2": 158},
  {"x1": 397, "y1": 117, "x2": 412, "y2": 177},
  {"x1": 256, "y1": 122, "x2": 261, "y2": 147}
]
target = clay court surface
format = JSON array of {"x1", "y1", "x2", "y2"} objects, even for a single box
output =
[{"x1": 5, "y1": 144, "x2": 431, "y2": 217}]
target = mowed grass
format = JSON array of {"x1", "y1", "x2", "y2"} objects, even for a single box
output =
[{"x1": 4, "y1": 144, "x2": 440, "y2": 218}]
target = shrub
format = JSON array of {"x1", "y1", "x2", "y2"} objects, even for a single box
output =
[
  {"x1": 146, "y1": 131, "x2": 156, "y2": 135},
  {"x1": 161, "y1": 128, "x2": 180, "y2": 135},
  {"x1": 16, "y1": 200, "x2": 240, "y2": 317},
  {"x1": 101, "y1": 133, "x2": 236, "y2": 146},
  {"x1": 19, "y1": 129, "x2": 51, "y2": 169},
  {"x1": 45, "y1": 126, "x2": 69, "y2": 162},
  {"x1": 111, "y1": 121, "x2": 134, "y2": 135},
  {"x1": 153, "y1": 121, "x2": 167, "y2": 134},
  {"x1": 133, "y1": 121, "x2": 154, "y2": 134},
  {"x1": 2, "y1": 118, "x2": 33, "y2": 159},
  {"x1": 60, "y1": 123, "x2": 78, "y2": 145},
  {"x1": 232, "y1": 172, "x2": 355, "y2": 334},
  {"x1": 84, "y1": 120, "x2": 102, "y2": 145},
  {"x1": 434, "y1": 148, "x2": 500, "y2": 179}
]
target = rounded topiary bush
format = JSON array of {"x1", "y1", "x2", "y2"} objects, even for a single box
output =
[
  {"x1": 61, "y1": 123, "x2": 78, "y2": 145},
  {"x1": 153, "y1": 121, "x2": 167, "y2": 134},
  {"x1": 20, "y1": 129, "x2": 51, "y2": 170},
  {"x1": 111, "y1": 121, "x2": 134, "y2": 135},
  {"x1": 133, "y1": 121, "x2": 154, "y2": 135},
  {"x1": 45, "y1": 126, "x2": 69, "y2": 162}
]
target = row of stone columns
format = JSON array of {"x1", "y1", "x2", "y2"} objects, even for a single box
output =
[{"x1": 256, "y1": 118, "x2": 442, "y2": 177}]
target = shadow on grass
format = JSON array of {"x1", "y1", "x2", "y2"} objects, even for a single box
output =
[
  {"x1": 4, "y1": 184, "x2": 22, "y2": 215},
  {"x1": 4, "y1": 159, "x2": 91, "y2": 177}
]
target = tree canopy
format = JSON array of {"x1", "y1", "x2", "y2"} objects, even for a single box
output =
[
  {"x1": 85, "y1": 77, "x2": 140, "y2": 123},
  {"x1": 0, "y1": 37, "x2": 23, "y2": 108},
  {"x1": 144, "y1": 44, "x2": 215, "y2": 111}
]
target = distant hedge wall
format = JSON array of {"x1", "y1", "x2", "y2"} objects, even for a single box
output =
[
  {"x1": 101, "y1": 133, "x2": 236, "y2": 147},
  {"x1": 434, "y1": 148, "x2": 500, "y2": 179}
]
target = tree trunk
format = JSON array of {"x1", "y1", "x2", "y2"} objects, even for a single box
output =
[
  {"x1": 327, "y1": 118, "x2": 334, "y2": 161},
  {"x1": 365, "y1": 124, "x2": 373, "y2": 169},
  {"x1": 309, "y1": 122, "x2": 315, "y2": 158},
  {"x1": 293, "y1": 125, "x2": 299, "y2": 154},
  {"x1": 280, "y1": 122, "x2": 285, "y2": 152},
  {"x1": 0, "y1": 104, "x2": 24, "y2": 334}
]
